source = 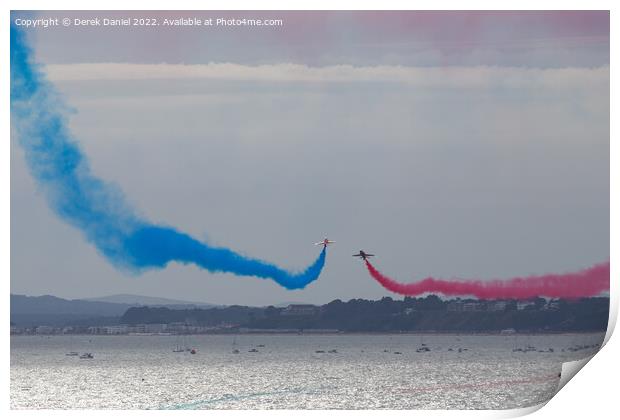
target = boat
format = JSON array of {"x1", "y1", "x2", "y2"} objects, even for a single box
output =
[
  {"x1": 248, "y1": 348, "x2": 259, "y2": 353},
  {"x1": 172, "y1": 335, "x2": 191, "y2": 353},
  {"x1": 173, "y1": 336, "x2": 186, "y2": 352},
  {"x1": 231, "y1": 336, "x2": 240, "y2": 354},
  {"x1": 79, "y1": 352, "x2": 94, "y2": 359},
  {"x1": 183, "y1": 336, "x2": 197, "y2": 353},
  {"x1": 190, "y1": 349, "x2": 197, "y2": 354},
  {"x1": 65, "y1": 335, "x2": 79, "y2": 356}
]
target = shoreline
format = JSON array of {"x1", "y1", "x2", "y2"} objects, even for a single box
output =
[{"x1": 9, "y1": 330, "x2": 607, "y2": 337}]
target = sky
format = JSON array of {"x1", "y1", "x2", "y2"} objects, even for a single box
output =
[{"x1": 10, "y1": 11, "x2": 609, "y2": 306}]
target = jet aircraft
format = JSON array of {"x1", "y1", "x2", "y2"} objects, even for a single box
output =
[
  {"x1": 315, "y1": 238, "x2": 335, "y2": 247},
  {"x1": 353, "y1": 250, "x2": 374, "y2": 260}
]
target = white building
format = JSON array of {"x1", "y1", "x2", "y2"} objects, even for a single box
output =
[
  {"x1": 35, "y1": 325, "x2": 54, "y2": 334},
  {"x1": 105, "y1": 325, "x2": 128, "y2": 335},
  {"x1": 281, "y1": 304, "x2": 319, "y2": 316},
  {"x1": 543, "y1": 301, "x2": 561, "y2": 311},
  {"x1": 488, "y1": 301, "x2": 507, "y2": 311},
  {"x1": 462, "y1": 302, "x2": 485, "y2": 312},
  {"x1": 517, "y1": 301, "x2": 535, "y2": 311}
]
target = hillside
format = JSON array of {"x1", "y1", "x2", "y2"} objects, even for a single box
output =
[
  {"x1": 120, "y1": 296, "x2": 610, "y2": 333},
  {"x1": 10, "y1": 293, "x2": 214, "y2": 327},
  {"x1": 83, "y1": 294, "x2": 215, "y2": 307}
]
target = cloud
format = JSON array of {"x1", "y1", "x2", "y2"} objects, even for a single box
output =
[
  {"x1": 14, "y1": 59, "x2": 609, "y2": 305},
  {"x1": 46, "y1": 63, "x2": 609, "y2": 91}
]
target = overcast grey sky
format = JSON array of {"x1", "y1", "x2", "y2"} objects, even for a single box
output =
[{"x1": 11, "y1": 11, "x2": 609, "y2": 305}]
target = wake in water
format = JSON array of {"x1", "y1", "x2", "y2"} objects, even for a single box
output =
[
  {"x1": 364, "y1": 260, "x2": 609, "y2": 299},
  {"x1": 10, "y1": 25, "x2": 326, "y2": 289}
]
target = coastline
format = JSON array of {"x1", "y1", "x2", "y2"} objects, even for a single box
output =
[{"x1": 10, "y1": 330, "x2": 608, "y2": 337}]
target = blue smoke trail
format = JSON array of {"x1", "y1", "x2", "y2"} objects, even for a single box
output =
[{"x1": 10, "y1": 25, "x2": 326, "y2": 290}]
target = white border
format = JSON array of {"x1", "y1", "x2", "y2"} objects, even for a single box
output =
[{"x1": 3, "y1": 1, "x2": 616, "y2": 419}]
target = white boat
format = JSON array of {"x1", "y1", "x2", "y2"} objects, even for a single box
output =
[
  {"x1": 231, "y1": 336, "x2": 240, "y2": 354},
  {"x1": 173, "y1": 336, "x2": 188, "y2": 352}
]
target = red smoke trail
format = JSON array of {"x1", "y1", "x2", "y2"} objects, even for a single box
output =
[{"x1": 365, "y1": 260, "x2": 609, "y2": 299}]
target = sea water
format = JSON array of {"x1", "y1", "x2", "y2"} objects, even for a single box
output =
[{"x1": 10, "y1": 332, "x2": 604, "y2": 409}]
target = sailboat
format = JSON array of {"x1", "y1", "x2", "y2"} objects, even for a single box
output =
[
  {"x1": 65, "y1": 335, "x2": 79, "y2": 356},
  {"x1": 173, "y1": 336, "x2": 185, "y2": 353}
]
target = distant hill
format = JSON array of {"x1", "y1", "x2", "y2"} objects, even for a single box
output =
[
  {"x1": 271, "y1": 301, "x2": 311, "y2": 308},
  {"x1": 10, "y1": 294, "x2": 131, "y2": 327},
  {"x1": 11, "y1": 294, "x2": 131, "y2": 316},
  {"x1": 121, "y1": 296, "x2": 610, "y2": 333},
  {"x1": 83, "y1": 294, "x2": 216, "y2": 308},
  {"x1": 10, "y1": 293, "x2": 216, "y2": 327}
]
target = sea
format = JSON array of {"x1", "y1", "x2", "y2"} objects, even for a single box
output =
[{"x1": 10, "y1": 332, "x2": 605, "y2": 410}]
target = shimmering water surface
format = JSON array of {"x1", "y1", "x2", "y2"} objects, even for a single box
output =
[{"x1": 10, "y1": 333, "x2": 604, "y2": 409}]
